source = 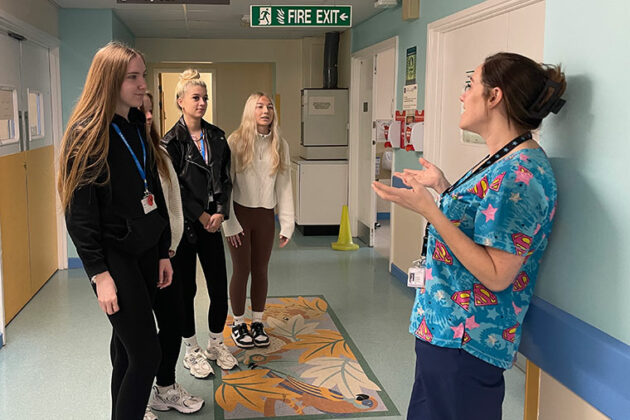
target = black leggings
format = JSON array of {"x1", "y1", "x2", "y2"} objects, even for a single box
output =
[
  {"x1": 101, "y1": 245, "x2": 162, "y2": 420},
  {"x1": 153, "y1": 273, "x2": 182, "y2": 386},
  {"x1": 172, "y1": 220, "x2": 229, "y2": 338}
]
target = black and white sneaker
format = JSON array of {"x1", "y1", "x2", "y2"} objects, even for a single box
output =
[
  {"x1": 231, "y1": 323, "x2": 254, "y2": 348},
  {"x1": 250, "y1": 322, "x2": 270, "y2": 347}
]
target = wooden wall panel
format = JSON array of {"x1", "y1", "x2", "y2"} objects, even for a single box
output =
[
  {"x1": 26, "y1": 146, "x2": 58, "y2": 292},
  {"x1": 0, "y1": 152, "x2": 31, "y2": 322}
]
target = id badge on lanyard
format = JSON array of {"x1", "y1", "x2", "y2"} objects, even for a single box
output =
[
  {"x1": 141, "y1": 191, "x2": 157, "y2": 214},
  {"x1": 408, "y1": 257, "x2": 427, "y2": 291},
  {"x1": 112, "y1": 122, "x2": 157, "y2": 214}
]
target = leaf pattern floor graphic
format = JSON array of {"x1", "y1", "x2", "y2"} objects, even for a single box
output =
[{"x1": 212, "y1": 296, "x2": 400, "y2": 419}]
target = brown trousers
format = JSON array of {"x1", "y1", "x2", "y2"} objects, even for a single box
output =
[{"x1": 228, "y1": 202, "x2": 275, "y2": 316}]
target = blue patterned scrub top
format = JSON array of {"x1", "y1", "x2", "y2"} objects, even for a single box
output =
[{"x1": 409, "y1": 147, "x2": 558, "y2": 369}]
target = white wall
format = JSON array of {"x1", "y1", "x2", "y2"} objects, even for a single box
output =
[
  {"x1": 0, "y1": 0, "x2": 58, "y2": 37},
  {"x1": 538, "y1": 372, "x2": 609, "y2": 420}
]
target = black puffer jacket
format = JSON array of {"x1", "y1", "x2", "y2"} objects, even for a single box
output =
[{"x1": 162, "y1": 117, "x2": 231, "y2": 241}]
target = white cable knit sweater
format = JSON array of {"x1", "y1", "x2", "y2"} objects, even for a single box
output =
[
  {"x1": 159, "y1": 156, "x2": 183, "y2": 254},
  {"x1": 222, "y1": 132, "x2": 295, "y2": 239}
]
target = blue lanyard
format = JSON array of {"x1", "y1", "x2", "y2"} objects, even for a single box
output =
[
  {"x1": 198, "y1": 131, "x2": 207, "y2": 163},
  {"x1": 111, "y1": 122, "x2": 149, "y2": 193}
]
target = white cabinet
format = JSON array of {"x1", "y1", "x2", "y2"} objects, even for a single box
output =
[{"x1": 293, "y1": 160, "x2": 348, "y2": 229}]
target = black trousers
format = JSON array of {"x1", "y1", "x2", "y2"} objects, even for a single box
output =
[
  {"x1": 407, "y1": 338, "x2": 505, "y2": 420},
  {"x1": 172, "y1": 220, "x2": 229, "y2": 338},
  {"x1": 100, "y1": 245, "x2": 162, "y2": 420},
  {"x1": 153, "y1": 271, "x2": 183, "y2": 386}
]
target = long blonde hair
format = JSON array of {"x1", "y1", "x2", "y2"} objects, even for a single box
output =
[
  {"x1": 229, "y1": 92, "x2": 284, "y2": 174},
  {"x1": 175, "y1": 69, "x2": 206, "y2": 110},
  {"x1": 57, "y1": 42, "x2": 161, "y2": 210}
]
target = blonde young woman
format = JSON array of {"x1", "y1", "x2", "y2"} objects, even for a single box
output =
[
  {"x1": 140, "y1": 93, "x2": 203, "y2": 418},
  {"x1": 223, "y1": 92, "x2": 294, "y2": 348},
  {"x1": 162, "y1": 70, "x2": 238, "y2": 376},
  {"x1": 58, "y1": 42, "x2": 173, "y2": 420}
]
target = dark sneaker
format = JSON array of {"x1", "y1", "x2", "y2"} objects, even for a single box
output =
[
  {"x1": 231, "y1": 323, "x2": 254, "y2": 348},
  {"x1": 250, "y1": 322, "x2": 270, "y2": 347}
]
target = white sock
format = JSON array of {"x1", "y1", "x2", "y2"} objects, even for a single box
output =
[
  {"x1": 208, "y1": 331, "x2": 223, "y2": 348},
  {"x1": 183, "y1": 335, "x2": 199, "y2": 353},
  {"x1": 252, "y1": 311, "x2": 264, "y2": 324},
  {"x1": 233, "y1": 314, "x2": 245, "y2": 326}
]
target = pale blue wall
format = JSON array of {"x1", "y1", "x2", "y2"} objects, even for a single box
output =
[
  {"x1": 112, "y1": 12, "x2": 135, "y2": 47},
  {"x1": 59, "y1": 9, "x2": 135, "y2": 261},
  {"x1": 352, "y1": 0, "x2": 484, "y2": 172},
  {"x1": 536, "y1": 0, "x2": 630, "y2": 344}
]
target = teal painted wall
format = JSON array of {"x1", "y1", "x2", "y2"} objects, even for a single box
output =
[
  {"x1": 352, "y1": 0, "x2": 484, "y2": 172},
  {"x1": 112, "y1": 12, "x2": 135, "y2": 46},
  {"x1": 536, "y1": 0, "x2": 630, "y2": 344},
  {"x1": 59, "y1": 9, "x2": 135, "y2": 260}
]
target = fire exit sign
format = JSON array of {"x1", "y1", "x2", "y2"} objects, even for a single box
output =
[{"x1": 250, "y1": 5, "x2": 352, "y2": 27}]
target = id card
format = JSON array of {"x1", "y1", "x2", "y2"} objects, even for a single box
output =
[
  {"x1": 408, "y1": 263, "x2": 426, "y2": 290},
  {"x1": 141, "y1": 192, "x2": 157, "y2": 214}
]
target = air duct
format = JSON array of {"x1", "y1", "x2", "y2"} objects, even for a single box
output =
[{"x1": 323, "y1": 31, "x2": 340, "y2": 88}]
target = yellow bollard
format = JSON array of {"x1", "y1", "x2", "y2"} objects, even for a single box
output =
[{"x1": 331, "y1": 205, "x2": 359, "y2": 251}]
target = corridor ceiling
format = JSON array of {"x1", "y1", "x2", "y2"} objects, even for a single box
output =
[{"x1": 51, "y1": 0, "x2": 388, "y2": 39}]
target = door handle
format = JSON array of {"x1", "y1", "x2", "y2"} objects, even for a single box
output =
[
  {"x1": 18, "y1": 110, "x2": 24, "y2": 151},
  {"x1": 23, "y1": 111, "x2": 29, "y2": 148}
]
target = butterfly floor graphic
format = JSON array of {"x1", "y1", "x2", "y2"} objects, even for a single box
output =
[{"x1": 212, "y1": 296, "x2": 399, "y2": 419}]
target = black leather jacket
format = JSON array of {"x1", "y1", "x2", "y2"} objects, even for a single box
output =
[{"x1": 162, "y1": 117, "x2": 232, "y2": 229}]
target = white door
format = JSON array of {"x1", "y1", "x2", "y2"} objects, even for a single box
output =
[
  {"x1": 427, "y1": 0, "x2": 545, "y2": 183},
  {"x1": 356, "y1": 56, "x2": 374, "y2": 246},
  {"x1": 356, "y1": 47, "x2": 397, "y2": 246},
  {"x1": 0, "y1": 32, "x2": 22, "y2": 156}
]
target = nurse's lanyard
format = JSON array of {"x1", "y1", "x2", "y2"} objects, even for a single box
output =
[
  {"x1": 419, "y1": 131, "x2": 533, "y2": 259},
  {"x1": 111, "y1": 122, "x2": 157, "y2": 214}
]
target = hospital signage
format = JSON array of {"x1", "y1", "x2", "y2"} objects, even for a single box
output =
[{"x1": 250, "y1": 5, "x2": 352, "y2": 27}]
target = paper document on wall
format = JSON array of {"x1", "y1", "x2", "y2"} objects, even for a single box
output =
[
  {"x1": 403, "y1": 84, "x2": 417, "y2": 111},
  {"x1": 0, "y1": 90, "x2": 15, "y2": 120}
]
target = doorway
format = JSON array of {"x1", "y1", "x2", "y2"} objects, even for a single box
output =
[
  {"x1": 156, "y1": 70, "x2": 215, "y2": 137},
  {"x1": 349, "y1": 37, "x2": 397, "y2": 257},
  {"x1": 0, "y1": 29, "x2": 60, "y2": 339}
]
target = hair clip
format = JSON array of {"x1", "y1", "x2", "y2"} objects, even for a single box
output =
[{"x1": 527, "y1": 78, "x2": 565, "y2": 119}]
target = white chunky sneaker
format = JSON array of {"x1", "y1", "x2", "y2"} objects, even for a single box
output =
[
  {"x1": 150, "y1": 383, "x2": 204, "y2": 414},
  {"x1": 182, "y1": 347, "x2": 214, "y2": 379},
  {"x1": 144, "y1": 406, "x2": 158, "y2": 420},
  {"x1": 231, "y1": 322, "x2": 254, "y2": 348},
  {"x1": 205, "y1": 342, "x2": 238, "y2": 370},
  {"x1": 250, "y1": 322, "x2": 271, "y2": 347}
]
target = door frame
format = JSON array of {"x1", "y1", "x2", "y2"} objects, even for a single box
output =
[
  {"x1": 423, "y1": 0, "x2": 543, "y2": 166},
  {"x1": 348, "y1": 36, "x2": 398, "y2": 236}
]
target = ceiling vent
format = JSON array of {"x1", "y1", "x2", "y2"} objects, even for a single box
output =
[{"x1": 374, "y1": 0, "x2": 398, "y2": 8}]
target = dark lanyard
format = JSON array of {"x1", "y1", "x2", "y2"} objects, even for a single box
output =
[
  {"x1": 197, "y1": 131, "x2": 207, "y2": 163},
  {"x1": 420, "y1": 132, "x2": 532, "y2": 258},
  {"x1": 111, "y1": 122, "x2": 149, "y2": 193}
]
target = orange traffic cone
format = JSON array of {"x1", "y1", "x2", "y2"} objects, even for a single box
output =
[{"x1": 331, "y1": 205, "x2": 359, "y2": 251}]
